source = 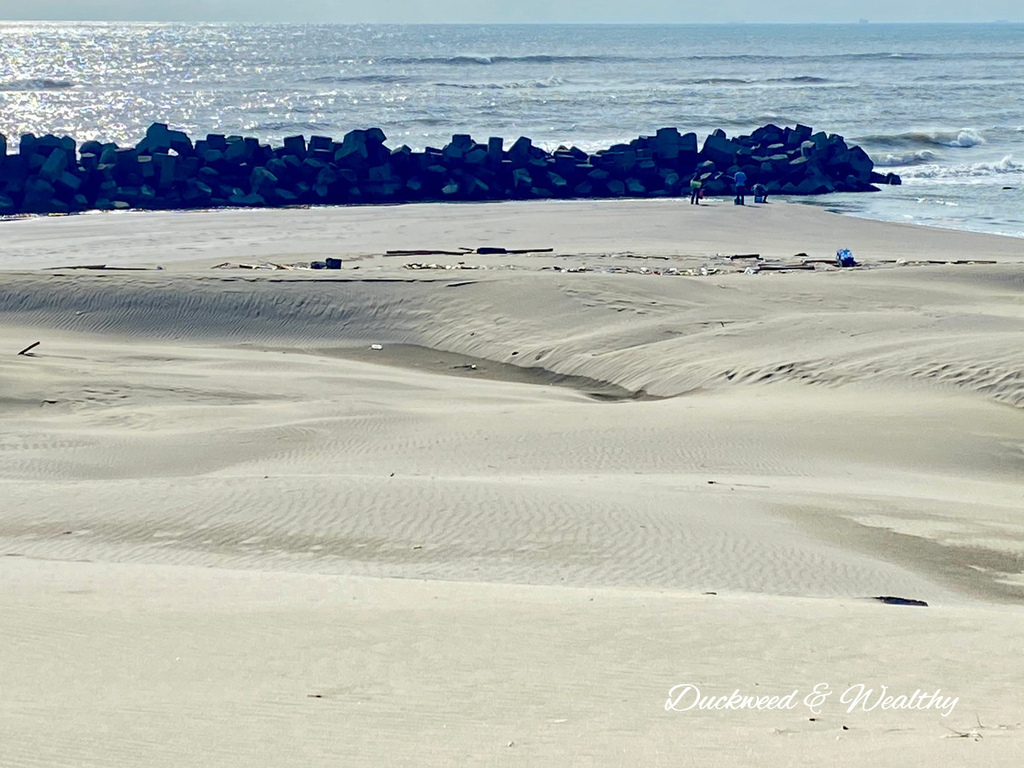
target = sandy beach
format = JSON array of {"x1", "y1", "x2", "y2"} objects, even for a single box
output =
[{"x1": 2, "y1": 199, "x2": 1023, "y2": 765}]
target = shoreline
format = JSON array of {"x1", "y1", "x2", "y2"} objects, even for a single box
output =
[
  {"x1": 2, "y1": 199, "x2": 1023, "y2": 274},
  {"x1": 4, "y1": 192, "x2": 1024, "y2": 244}
]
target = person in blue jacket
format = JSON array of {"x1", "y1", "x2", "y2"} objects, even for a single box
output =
[{"x1": 733, "y1": 170, "x2": 748, "y2": 205}]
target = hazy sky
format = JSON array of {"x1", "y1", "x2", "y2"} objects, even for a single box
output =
[{"x1": 1, "y1": 1, "x2": 1022, "y2": 23}]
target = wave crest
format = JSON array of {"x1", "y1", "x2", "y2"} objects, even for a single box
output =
[
  {"x1": 900, "y1": 155, "x2": 1024, "y2": 180},
  {"x1": 856, "y1": 129, "x2": 986, "y2": 149},
  {"x1": 874, "y1": 149, "x2": 938, "y2": 167},
  {"x1": 379, "y1": 54, "x2": 617, "y2": 66},
  {"x1": 436, "y1": 76, "x2": 565, "y2": 90}
]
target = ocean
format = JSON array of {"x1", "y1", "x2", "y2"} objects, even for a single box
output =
[{"x1": 1, "y1": 22, "x2": 1023, "y2": 237}]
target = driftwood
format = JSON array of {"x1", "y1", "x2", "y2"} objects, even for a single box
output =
[
  {"x1": 385, "y1": 249, "x2": 470, "y2": 257},
  {"x1": 925, "y1": 259, "x2": 999, "y2": 265},
  {"x1": 476, "y1": 247, "x2": 555, "y2": 255},
  {"x1": 874, "y1": 596, "x2": 928, "y2": 607},
  {"x1": 728, "y1": 253, "x2": 762, "y2": 260},
  {"x1": 756, "y1": 263, "x2": 815, "y2": 272},
  {"x1": 17, "y1": 341, "x2": 41, "y2": 356},
  {"x1": 45, "y1": 264, "x2": 154, "y2": 271},
  {"x1": 385, "y1": 247, "x2": 554, "y2": 257}
]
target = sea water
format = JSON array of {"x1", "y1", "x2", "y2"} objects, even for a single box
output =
[{"x1": 1, "y1": 22, "x2": 1022, "y2": 236}]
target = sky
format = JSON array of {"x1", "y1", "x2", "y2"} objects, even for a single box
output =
[{"x1": 0, "y1": 1, "x2": 1021, "y2": 23}]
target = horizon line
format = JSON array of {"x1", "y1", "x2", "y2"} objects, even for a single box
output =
[{"x1": 0, "y1": 19, "x2": 1021, "y2": 26}]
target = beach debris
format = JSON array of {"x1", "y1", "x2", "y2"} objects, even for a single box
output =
[
  {"x1": 542, "y1": 264, "x2": 723, "y2": 276},
  {"x1": 386, "y1": 249, "x2": 471, "y2": 257},
  {"x1": 404, "y1": 262, "x2": 484, "y2": 270},
  {"x1": 543, "y1": 265, "x2": 591, "y2": 273},
  {"x1": 873, "y1": 595, "x2": 928, "y2": 607},
  {"x1": 755, "y1": 263, "x2": 815, "y2": 272},
  {"x1": 836, "y1": 248, "x2": 858, "y2": 267},
  {"x1": 728, "y1": 253, "x2": 762, "y2": 260},
  {"x1": 46, "y1": 264, "x2": 159, "y2": 271},
  {"x1": 943, "y1": 725, "x2": 982, "y2": 741},
  {"x1": 213, "y1": 261, "x2": 294, "y2": 270},
  {"x1": 942, "y1": 715, "x2": 1020, "y2": 741},
  {"x1": 614, "y1": 253, "x2": 672, "y2": 261},
  {"x1": 325, "y1": 257, "x2": 343, "y2": 269},
  {"x1": 370, "y1": 344, "x2": 383, "y2": 351},
  {"x1": 886, "y1": 258, "x2": 997, "y2": 266},
  {"x1": 476, "y1": 246, "x2": 554, "y2": 255},
  {"x1": 17, "y1": 341, "x2": 41, "y2": 356}
]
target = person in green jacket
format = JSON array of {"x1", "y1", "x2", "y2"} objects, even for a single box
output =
[{"x1": 689, "y1": 174, "x2": 703, "y2": 205}]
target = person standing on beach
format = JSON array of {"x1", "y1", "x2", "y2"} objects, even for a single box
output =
[
  {"x1": 733, "y1": 169, "x2": 748, "y2": 205},
  {"x1": 689, "y1": 174, "x2": 703, "y2": 205}
]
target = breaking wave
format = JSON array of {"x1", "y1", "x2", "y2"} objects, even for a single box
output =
[
  {"x1": 874, "y1": 149, "x2": 939, "y2": 167},
  {"x1": 435, "y1": 76, "x2": 565, "y2": 90},
  {"x1": 680, "y1": 75, "x2": 833, "y2": 86},
  {"x1": 856, "y1": 129, "x2": 986, "y2": 149},
  {"x1": 899, "y1": 155, "x2": 1024, "y2": 180}
]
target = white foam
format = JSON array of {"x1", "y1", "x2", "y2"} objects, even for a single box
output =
[
  {"x1": 875, "y1": 149, "x2": 937, "y2": 167},
  {"x1": 899, "y1": 154, "x2": 1024, "y2": 180},
  {"x1": 946, "y1": 129, "x2": 984, "y2": 148}
]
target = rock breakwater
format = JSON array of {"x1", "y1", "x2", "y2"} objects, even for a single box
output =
[{"x1": 0, "y1": 123, "x2": 900, "y2": 215}]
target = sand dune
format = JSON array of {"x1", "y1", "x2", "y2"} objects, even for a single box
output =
[{"x1": 2, "y1": 200, "x2": 1023, "y2": 765}]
